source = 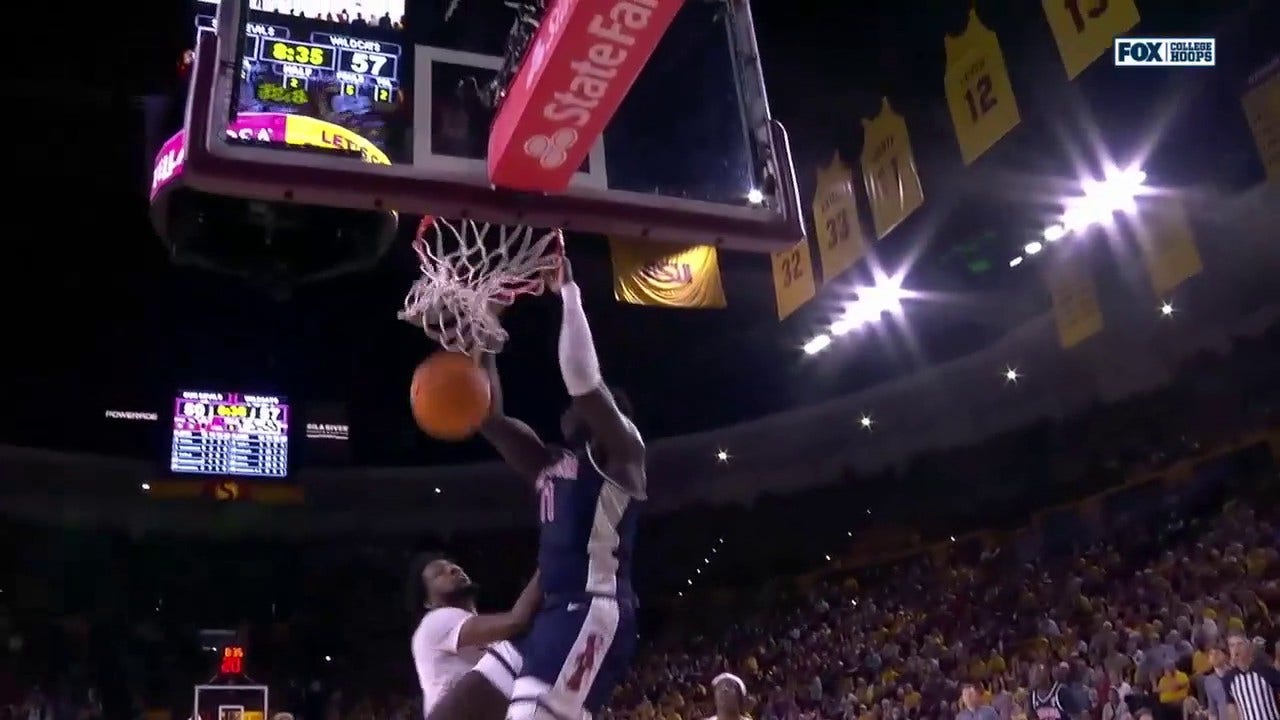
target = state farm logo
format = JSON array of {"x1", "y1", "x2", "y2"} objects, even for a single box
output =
[
  {"x1": 523, "y1": 128, "x2": 578, "y2": 169},
  {"x1": 522, "y1": 0, "x2": 572, "y2": 92},
  {"x1": 537, "y1": 0, "x2": 660, "y2": 132}
]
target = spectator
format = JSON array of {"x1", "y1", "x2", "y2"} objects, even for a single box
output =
[
  {"x1": 1102, "y1": 689, "x2": 1132, "y2": 720},
  {"x1": 1157, "y1": 663, "x2": 1191, "y2": 720},
  {"x1": 960, "y1": 684, "x2": 999, "y2": 720},
  {"x1": 1202, "y1": 647, "x2": 1231, "y2": 720}
]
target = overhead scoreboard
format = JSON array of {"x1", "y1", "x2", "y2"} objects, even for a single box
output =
[
  {"x1": 193, "y1": 11, "x2": 407, "y2": 160},
  {"x1": 170, "y1": 391, "x2": 290, "y2": 478}
]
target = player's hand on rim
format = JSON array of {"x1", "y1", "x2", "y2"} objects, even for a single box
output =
[{"x1": 542, "y1": 233, "x2": 572, "y2": 293}]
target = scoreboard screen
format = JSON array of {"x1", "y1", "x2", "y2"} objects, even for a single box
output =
[
  {"x1": 171, "y1": 391, "x2": 290, "y2": 478},
  {"x1": 193, "y1": 8, "x2": 410, "y2": 162}
]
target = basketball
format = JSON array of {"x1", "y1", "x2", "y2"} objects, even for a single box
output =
[{"x1": 410, "y1": 352, "x2": 492, "y2": 440}]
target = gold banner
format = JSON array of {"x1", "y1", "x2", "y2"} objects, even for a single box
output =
[
  {"x1": 1135, "y1": 196, "x2": 1202, "y2": 297},
  {"x1": 1241, "y1": 58, "x2": 1279, "y2": 183},
  {"x1": 1042, "y1": 0, "x2": 1140, "y2": 80},
  {"x1": 944, "y1": 9, "x2": 1021, "y2": 165},
  {"x1": 609, "y1": 239, "x2": 727, "y2": 309},
  {"x1": 770, "y1": 239, "x2": 817, "y2": 320},
  {"x1": 812, "y1": 152, "x2": 867, "y2": 282},
  {"x1": 860, "y1": 97, "x2": 925, "y2": 239},
  {"x1": 1045, "y1": 251, "x2": 1104, "y2": 349}
]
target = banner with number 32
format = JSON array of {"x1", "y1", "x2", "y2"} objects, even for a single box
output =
[
  {"x1": 943, "y1": 9, "x2": 1021, "y2": 165},
  {"x1": 770, "y1": 239, "x2": 817, "y2": 321},
  {"x1": 1043, "y1": 0, "x2": 1140, "y2": 80}
]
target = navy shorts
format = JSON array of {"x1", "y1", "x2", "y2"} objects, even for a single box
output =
[{"x1": 507, "y1": 595, "x2": 637, "y2": 720}]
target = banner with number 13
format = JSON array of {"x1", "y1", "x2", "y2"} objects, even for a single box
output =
[{"x1": 1043, "y1": 0, "x2": 1140, "y2": 80}]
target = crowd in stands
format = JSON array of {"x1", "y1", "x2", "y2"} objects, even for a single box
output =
[
  {"x1": 1, "y1": 333, "x2": 1276, "y2": 720},
  {"x1": 607, "y1": 487, "x2": 1278, "y2": 720}
]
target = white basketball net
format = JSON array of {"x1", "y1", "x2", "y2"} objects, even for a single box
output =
[{"x1": 398, "y1": 216, "x2": 563, "y2": 355}]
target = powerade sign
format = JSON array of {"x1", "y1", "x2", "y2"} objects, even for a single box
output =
[{"x1": 1114, "y1": 38, "x2": 1215, "y2": 67}]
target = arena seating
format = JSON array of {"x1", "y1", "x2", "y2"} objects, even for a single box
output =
[{"x1": 1, "y1": 338, "x2": 1277, "y2": 720}]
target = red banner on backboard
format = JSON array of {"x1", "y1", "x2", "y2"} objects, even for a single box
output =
[{"x1": 488, "y1": 0, "x2": 684, "y2": 192}]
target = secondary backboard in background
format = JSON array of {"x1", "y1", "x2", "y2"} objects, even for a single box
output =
[{"x1": 178, "y1": 0, "x2": 804, "y2": 250}]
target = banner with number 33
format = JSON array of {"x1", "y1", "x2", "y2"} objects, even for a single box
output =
[{"x1": 1043, "y1": 0, "x2": 1140, "y2": 80}]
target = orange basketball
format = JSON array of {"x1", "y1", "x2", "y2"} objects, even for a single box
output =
[{"x1": 410, "y1": 352, "x2": 492, "y2": 440}]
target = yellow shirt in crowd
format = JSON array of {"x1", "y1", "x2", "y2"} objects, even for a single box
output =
[
  {"x1": 1157, "y1": 670, "x2": 1190, "y2": 704},
  {"x1": 1191, "y1": 650, "x2": 1213, "y2": 676}
]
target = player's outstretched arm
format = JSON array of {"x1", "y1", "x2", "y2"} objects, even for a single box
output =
[
  {"x1": 548, "y1": 258, "x2": 646, "y2": 494},
  {"x1": 455, "y1": 570, "x2": 542, "y2": 648},
  {"x1": 478, "y1": 353, "x2": 555, "y2": 481}
]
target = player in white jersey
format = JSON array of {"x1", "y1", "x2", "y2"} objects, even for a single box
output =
[{"x1": 408, "y1": 552, "x2": 541, "y2": 718}]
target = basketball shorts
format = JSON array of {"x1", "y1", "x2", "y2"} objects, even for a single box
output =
[{"x1": 492, "y1": 595, "x2": 636, "y2": 720}]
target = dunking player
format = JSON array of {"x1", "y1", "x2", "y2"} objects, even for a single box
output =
[
  {"x1": 426, "y1": 256, "x2": 646, "y2": 720},
  {"x1": 408, "y1": 553, "x2": 542, "y2": 718}
]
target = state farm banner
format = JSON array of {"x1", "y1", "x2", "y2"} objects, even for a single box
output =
[{"x1": 488, "y1": 0, "x2": 683, "y2": 191}]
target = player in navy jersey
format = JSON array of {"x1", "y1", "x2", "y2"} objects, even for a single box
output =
[{"x1": 424, "y1": 255, "x2": 645, "y2": 720}]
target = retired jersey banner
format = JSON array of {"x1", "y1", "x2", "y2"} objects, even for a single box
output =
[
  {"x1": 770, "y1": 239, "x2": 817, "y2": 320},
  {"x1": 944, "y1": 9, "x2": 1021, "y2": 165},
  {"x1": 861, "y1": 98, "x2": 925, "y2": 239},
  {"x1": 1241, "y1": 58, "x2": 1279, "y2": 183},
  {"x1": 812, "y1": 152, "x2": 867, "y2": 282},
  {"x1": 1044, "y1": 252, "x2": 1103, "y2": 349},
  {"x1": 1135, "y1": 197, "x2": 1202, "y2": 297},
  {"x1": 609, "y1": 239, "x2": 727, "y2": 309},
  {"x1": 1042, "y1": 0, "x2": 1140, "y2": 80}
]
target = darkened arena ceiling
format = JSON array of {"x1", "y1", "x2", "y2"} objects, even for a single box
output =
[{"x1": 4, "y1": 0, "x2": 1275, "y2": 467}]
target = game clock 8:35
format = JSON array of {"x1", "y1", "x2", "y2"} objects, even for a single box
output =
[{"x1": 265, "y1": 41, "x2": 334, "y2": 70}]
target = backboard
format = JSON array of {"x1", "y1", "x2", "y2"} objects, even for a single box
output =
[{"x1": 177, "y1": 0, "x2": 803, "y2": 250}]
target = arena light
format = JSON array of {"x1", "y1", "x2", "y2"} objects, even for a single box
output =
[
  {"x1": 715, "y1": 448, "x2": 729, "y2": 462},
  {"x1": 1043, "y1": 224, "x2": 1066, "y2": 242},
  {"x1": 1160, "y1": 301, "x2": 1175, "y2": 316},
  {"x1": 1009, "y1": 256, "x2": 1024, "y2": 268},
  {"x1": 746, "y1": 188, "x2": 764, "y2": 205},
  {"x1": 1024, "y1": 241, "x2": 1044, "y2": 256},
  {"x1": 141, "y1": 483, "x2": 152, "y2": 492},
  {"x1": 804, "y1": 334, "x2": 832, "y2": 355},
  {"x1": 1004, "y1": 366, "x2": 1020, "y2": 383},
  {"x1": 859, "y1": 414, "x2": 874, "y2": 430},
  {"x1": 1062, "y1": 166, "x2": 1146, "y2": 232}
]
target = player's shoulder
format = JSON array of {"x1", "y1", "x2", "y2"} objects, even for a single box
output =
[{"x1": 413, "y1": 606, "x2": 474, "y2": 643}]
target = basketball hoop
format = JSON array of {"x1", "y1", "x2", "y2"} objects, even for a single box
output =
[{"x1": 398, "y1": 216, "x2": 563, "y2": 355}]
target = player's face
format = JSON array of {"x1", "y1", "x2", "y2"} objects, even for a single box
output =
[
  {"x1": 713, "y1": 682, "x2": 741, "y2": 713},
  {"x1": 423, "y1": 559, "x2": 473, "y2": 604}
]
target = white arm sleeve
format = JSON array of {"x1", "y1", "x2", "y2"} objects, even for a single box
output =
[{"x1": 558, "y1": 282, "x2": 603, "y2": 396}]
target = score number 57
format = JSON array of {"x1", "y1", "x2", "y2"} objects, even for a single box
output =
[{"x1": 348, "y1": 52, "x2": 389, "y2": 75}]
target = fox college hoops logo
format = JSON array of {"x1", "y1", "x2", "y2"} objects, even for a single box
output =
[
  {"x1": 524, "y1": 128, "x2": 578, "y2": 169},
  {"x1": 1114, "y1": 38, "x2": 1215, "y2": 67}
]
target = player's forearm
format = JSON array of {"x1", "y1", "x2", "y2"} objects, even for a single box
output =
[
  {"x1": 455, "y1": 572, "x2": 541, "y2": 647},
  {"x1": 455, "y1": 612, "x2": 530, "y2": 648},
  {"x1": 557, "y1": 282, "x2": 602, "y2": 396}
]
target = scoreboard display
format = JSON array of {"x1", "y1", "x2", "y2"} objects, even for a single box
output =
[
  {"x1": 171, "y1": 391, "x2": 290, "y2": 478},
  {"x1": 194, "y1": 10, "x2": 409, "y2": 162}
]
